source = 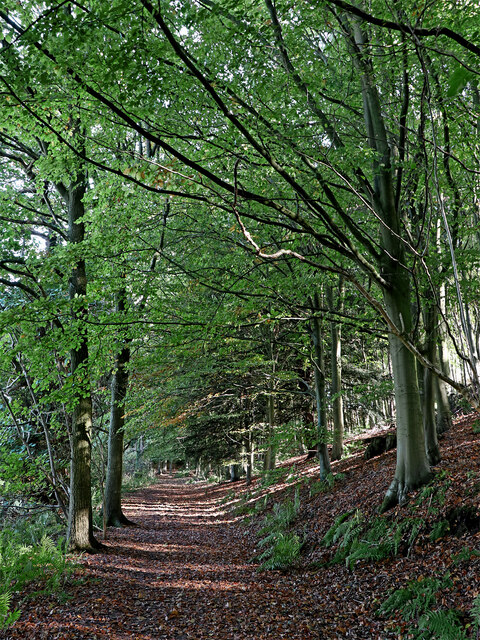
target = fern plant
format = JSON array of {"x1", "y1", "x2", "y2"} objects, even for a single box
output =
[
  {"x1": 259, "y1": 488, "x2": 300, "y2": 536},
  {"x1": 0, "y1": 592, "x2": 20, "y2": 630},
  {"x1": 453, "y1": 546, "x2": 480, "y2": 566},
  {"x1": 416, "y1": 609, "x2": 466, "y2": 640},
  {"x1": 309, "y1": 472, "x2": 346, "y2": 497},
  {"x1": 378, "y1": 574, "x2": 452, "y2": 621},
  {"x1": 470, "y1": 593, "x2": 480, "y2": 636},
  {"x1": 258, "y1": 532, "x2": 302, "y2": 570},
  {"x1": 255, "y1": 488, "x2": 302, "y2": 571},
  {"x1": 322, "y1": 509, "x2": 426, "y2": 568}
]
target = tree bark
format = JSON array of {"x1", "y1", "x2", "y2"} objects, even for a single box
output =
[
  {"x1": 263, "y1": 394, "x2": 276, "y2": 471},
  {"x1": 327, "y1": 280, "x2": 345, "y2": 461},
  {"x1": 105, "y1": 289, "x2": 135, "y2": 526},
  {"x1": 66, "y1": 179, "x2": 101, "y2": 552},
  {"x1": 422, "y1": 304, "x2": 441, "y2": 465},
  {"x1": 435, "y1": 279, "x2": 453, "y2": 435},
  {"x1": 348, "y1": 21, "x2": 432, "y2": 509},
  {"x1": 435, "y1": 375, "x2": 452, "y2": 435},
  {"x1": 310, "y1": 292, "x2": 331, "y2": 480}
]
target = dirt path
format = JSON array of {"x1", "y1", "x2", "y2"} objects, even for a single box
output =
[{"x1": 5, "y1": 476, "x2": 327, "y2": 640}]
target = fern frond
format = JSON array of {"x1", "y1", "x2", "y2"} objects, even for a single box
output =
[{"x1": 418, "y1": 609, "x2": 466, "y2": 640}]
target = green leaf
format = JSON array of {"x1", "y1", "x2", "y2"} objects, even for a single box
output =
[{"x1": 447, "y1": 66, "x2": 475, "y2": 97}]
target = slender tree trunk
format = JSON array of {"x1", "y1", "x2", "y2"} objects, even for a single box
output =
[
  {"x1": 66, "y1": 179, "x2": 100, "y2": 552},
  {"x1": 310, "y1": 293, "x2": 331, "y2": 480},
  {"x1": 422, "y1": 304, "x2": 441, "y2": 465},
  {"x1": 105, "y1": 289, "x2": 135, "y2": 527},
  {"x1": 327, "y1": 280, "x2": 345, "y2": 461},
  {"x1": 263, "y1": 394, "x2": 276, "y2": 471},
  {"x1": 263, "y1": 321, "x2": 277, "y2": 472},
  {"x1": 245, "y1": 429, "x2": 253, "y2": 485},
  {"x1": 435, "y1": 375, "x2": 452, "y2": 435},
  {"x1": 229, "y1": 464, "x2": 241, "y2": 481},
  {"x1": 435, "y1": 278, "x2": 453, "y2": 435}
]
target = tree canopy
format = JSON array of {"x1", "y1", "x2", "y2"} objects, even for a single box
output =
[{"x1": 0, "y1": 0, "x2": 479, "y2": 548}]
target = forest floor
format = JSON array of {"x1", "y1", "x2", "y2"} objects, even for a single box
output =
[{"x1": 4, "y1": 412, "x2": 480, "y2": 639}]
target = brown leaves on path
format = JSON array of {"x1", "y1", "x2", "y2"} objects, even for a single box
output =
[
  {"x1": 3, "y1": 477, "x2": 328, "y2": 640},
  {"x1": 4, "y1": 413, "x2": 480, "y2": 639}
]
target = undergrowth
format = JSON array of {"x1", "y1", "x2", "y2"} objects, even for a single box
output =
[
  {"x1": 308, "y1": 472, "x2": 346, "y2": 498},
  {"x1": 320, "y1": 470, "x2": 480, "y2": 638},
  {"x1": 255, "y1": 487, "x2": 302, "y2": 570},
  {"x1": 378, "y1": 574, "x2": 480, "y2": 639},
  {"x1": 260, "y1": 467, "x2": 288, "y2": 488},
  {"x1": 322, "y1": 472, "x2": 452, "y2": 569},
  {"x1": 122, "y1": 469, "x2": 158, "y2": 493},
  {"x1": 0, "y1": 511, "x2": 75, "y2": 629}
]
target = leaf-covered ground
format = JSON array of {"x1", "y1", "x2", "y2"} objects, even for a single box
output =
[{"x1": 4, "y1": 413, "x2": 480, "y2": 639}]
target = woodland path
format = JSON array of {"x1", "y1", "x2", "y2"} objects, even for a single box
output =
[
  {"x1": 5, "y1": 418, "x2": 480, "y2": 640},
  {"x1": 6, "y1": 475, "x2": 333, "y2": 640}
]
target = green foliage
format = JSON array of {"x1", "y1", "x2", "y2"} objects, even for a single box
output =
[
  {"x1": 416, "y1": 609, "x2": 466, "y2": 640},
  {"x1": 174, "y1": 470, "x2": 191, "y2": 478},
  {"x1": 429, "y1": 519, "x2": 450, "y2": 541},
  {"x1": 234, "y1": 493, "x2": 255, "y2": 517},
  {"x1": 256, "y1": 488, "x2": 301, "y2": 571},
  {"x1": 0, "y1": 532, "x2": 74, "y2": 597},
  {"x1": 260, "y1": 467, "x2": 288, "y2": 488},
  {"x1": 259, "y1": 488, "x2": 300, "y2": 536},
  {"x1": 218, "y1": 489, "x2": 236, "y2": 505},
  {"x1": 378, "y1": 574, "x2": 474, "y2": 639},
  {"x1": 378, "y1": 575, "x2": 452, "y2": 621},
  {"x1": 0, "y1": 514, "x2": 75, "y2": 627},
  {"x1": 309, "y1": 472, "x2": 346, "y2": 497},
  {"x1": 321, "y1": 510, "x2": 359, "y2": 547},
  {"x1": 257, "y1": 532, "x2": 302, "y2": 570},
  {"x1": 323, "y1": 473, "x2": 461, "y2": 568},
  {"x1": 121, "y1": 469, "x2": 158, "y2": 494},
  {"x1": 234, "y1": 492, "x2": 270, "y2": 519},
  {"x1": 447, "y1": 66, "x2": 477, "y2": 97},
  {"x1": 452, "y1": 545, "x2": 480, "y2": 565},
  {"x1": 342, "y1": 440, "x2": 365, "y2": 456},
  {"x1": 470, "y1": 593, "x2": 480, "y2": 636},
  {"x1": 322, "y1": 509, "x2": 424, "y2": 568},
  {"x1": 0, "y1": 592, "x2": 20, "y2": 630}
]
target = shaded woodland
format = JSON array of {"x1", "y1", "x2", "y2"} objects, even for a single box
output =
[{"x1": 0, "y1": 0, "x2": 480, "y2": 637}]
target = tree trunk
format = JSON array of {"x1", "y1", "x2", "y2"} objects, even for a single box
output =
[
  {"x1": 229, "y1": 464, "x2": 241, "y2": 481},
  {"x1": 436, "y1": 376, "x2": 452, "y2": 435},
  {"x1": 349, "y1": 22, "x2": 432, "y2": 509},
  {"x1": 380, "y1": 285, "x2": 433, "y2": 511},
  {"x1": 245, "y1": 430, "x2": 253, "y2": 486},
  {"x1": 263, "y1": 393, "x2": 276, "y2": 471},
  {"x1": 66, "y1": 179, "x2": 100, "y2": 552},
  {"x1": 310, "y1": 292, "x2": 331, "y2": 480},
  {"x1": 421, "y1": 303, "x2": 441, "y2": 464},
  {"x1": 105, "y1": 289, "x2": 135, "y2": 527},
  {"x1": 327, "y1": 280, "x2": 345, "y2": 461},
  {"x1": 435, "y1": 284, "x2": 453, "y2": 434}
]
